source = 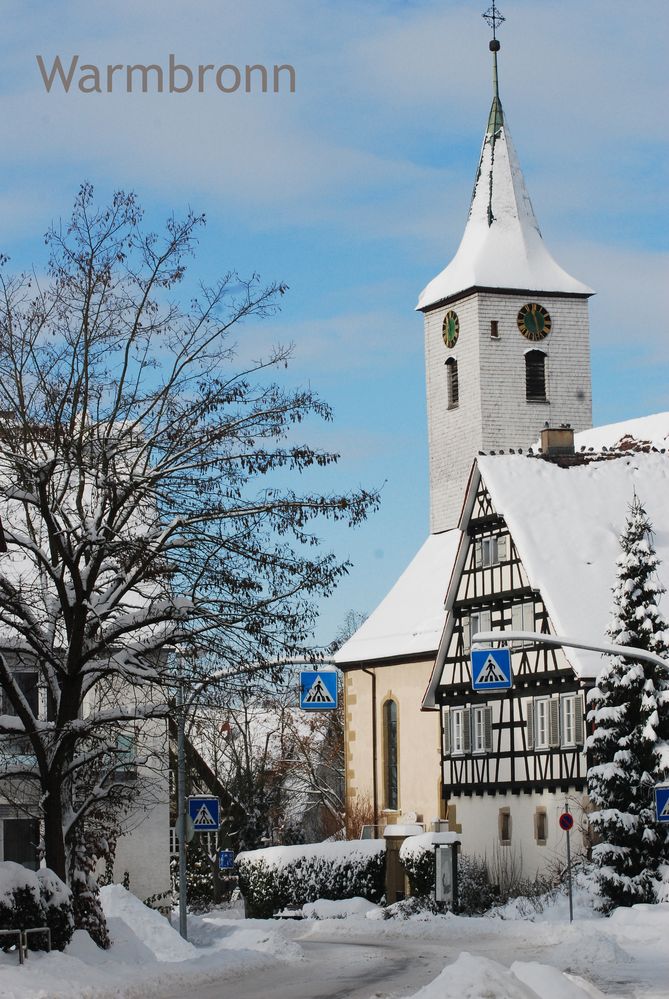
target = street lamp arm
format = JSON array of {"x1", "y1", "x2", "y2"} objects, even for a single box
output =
[{"x1": 473, "y1": 630, "x2": 668, "y2": 671}]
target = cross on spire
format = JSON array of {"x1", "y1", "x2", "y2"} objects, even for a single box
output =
[{"x1": 482, "y1": 2, "x2": 505, "y2": 41}]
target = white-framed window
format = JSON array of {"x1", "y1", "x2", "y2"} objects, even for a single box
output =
[
  {"x1": 561, "y1": 693, "x2": 585, "y2": 747},
  {"x1": 474, "y1": 535, "x2": 508, "y2": 569},
  {"x1": 472, "y1": 705, "x2": 493, "y2": 754},
  {"x1": 462, "y1": 610, "x2": 490, "y2": 649},
  {"x1": 450, "y1": 707, "x2": 470, "y2": 756},
  {"x1": 531, "y1": 697, "x2": 560, "y2": 750},
  {"x1": 511, "y1": 600, "x2": 534, "y2": 639},
  {"x1": 535, "y1": 698, "x2": 549, "y2": 749}
]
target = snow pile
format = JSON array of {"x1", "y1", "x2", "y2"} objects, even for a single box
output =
[
  {"x1": 100, "y1": 883, "x2": 196, "y2": 961},
  {"x1": 399, "y1": 831, "x2": 460, "y2": 862},
  {"x1": 302, "y1": 897, "x2": 378, "y2": 919},
  {"x1": 406, "y1": 952, "x2": 600, "y2": 999}
]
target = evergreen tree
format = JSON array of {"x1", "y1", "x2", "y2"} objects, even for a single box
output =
[{"x1": 587, "y1": 495, "x2": 669, "y2": 910}]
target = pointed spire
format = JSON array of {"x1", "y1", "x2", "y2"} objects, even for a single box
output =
[{"x1": 417, "y1": 6, "x2": 593, "y2": 312}]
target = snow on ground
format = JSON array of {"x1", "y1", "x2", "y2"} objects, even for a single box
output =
[{"x1": 1, "y1": 884, "x2": 668, "y2": 998}]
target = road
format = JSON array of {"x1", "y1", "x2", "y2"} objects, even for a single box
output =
[{"x1": 158, "y1": 932, "x2": 454, "y2": 999}]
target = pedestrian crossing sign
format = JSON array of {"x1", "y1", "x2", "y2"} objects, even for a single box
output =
[
  {"x1": 471, "y1": 648, "x2": 512, "y2": 691},
  {"x1": 655, "y1": 785, "x2": 669, "y2": 823},
  {"x1": 299, "y1": 670, "x2": 338, "y2": 711},
  {"x1": 188, "y1": 795, "x2": 221, "y2": 831}
]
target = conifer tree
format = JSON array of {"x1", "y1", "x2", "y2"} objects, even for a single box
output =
[{"x1": 587, "y1": 495, "x2": 669, "y2": 910}]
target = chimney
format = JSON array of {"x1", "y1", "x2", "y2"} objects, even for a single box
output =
[{"x1": 540, "y1": 423, "x2": 575, "y2": 458}]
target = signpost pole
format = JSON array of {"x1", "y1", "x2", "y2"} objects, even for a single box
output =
[
  {"x1": 565, "y1": 802, "x2": 573, "y2": 924},
  {"x1": 177, "y1": 681, "x2": 188, "y2": 940}
]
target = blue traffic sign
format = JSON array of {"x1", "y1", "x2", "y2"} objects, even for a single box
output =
[
  {"x1": 471, "y1": 647, "x2": 512, "y2": 691},
  {"x1": 219, "y1": 849, "x2": 235, "y2": 870},
  {"x1": 188, "y1": 796, "x2": 221, "y2": 832},
  {"x1": 299, "y1": 670, "x2": 338, "y2": 710},
  {"x1": 655, "y1": 786, "x2": 669, "y2": 823}
]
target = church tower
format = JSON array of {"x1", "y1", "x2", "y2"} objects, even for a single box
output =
[{"x1": 418, "y1": 6, "x2": 593, "y2": 534}]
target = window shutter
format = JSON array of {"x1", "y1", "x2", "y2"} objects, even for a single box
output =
[
  {"x1": 462, "y1": 616, "x2": 470, "y2": 651},
  {"x1": 475, "y1": 540, "x2": 483, "y2": 568},
  {"x1": 512, "y1": 603, "x2": 522, "y2": 633},
  {"x1": 484, "y1": 706, "x2": 493, "y2": 753},
  {"x1": 497, "y1": 535, "x2": 507, "y2": 561},
  {"x1": 463, "y1": 708, "x2": 471, "y2": 753},
  {"x1": 525, "y1": 698, "x2": 534, "y2": 749},
  {"x1": 481, "y1": 609, "x2": 491, "y2": 634},
  {"x1": 574, "y1": 694, "x2": 585, "y2": 745},
  {"x1": 442, "y1": 710, "x2": 451, "y2": 756},
  {"x1": 549, "y1": 698, "x2": 560, "y2": 747}
]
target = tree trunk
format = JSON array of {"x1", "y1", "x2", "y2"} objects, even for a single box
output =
[{"x1": 43, "y1": 781, "x2": 67, "y2": 881}]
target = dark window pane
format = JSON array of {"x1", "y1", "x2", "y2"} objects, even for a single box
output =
[
  {"x1": 384, "y1": 700, "x2": 398, "y2": 810},
  {"x1": 3, "y1": 819, "x2": 40, "y2": 870},
  {"x1": 526, "y1": 350, "x2": 546, "y2": 401}
]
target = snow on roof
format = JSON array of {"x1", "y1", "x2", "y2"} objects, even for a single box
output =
[
  {"x1": 417, "y1": 105, "x2": 592, "y2": 312},
  {"x1": 333, "y1": 531, "x2": 460, "y2": 665},
  {"x1": 574, "y1": 412, "x2": 669, "y2": 452},
  {"x1": 477, "y1": 451, "x2": 669, "y2": 678}
]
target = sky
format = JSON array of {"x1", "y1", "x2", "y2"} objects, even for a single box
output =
[{"x1": 0, "y1": 0, "x2": 667, "y2": 646}]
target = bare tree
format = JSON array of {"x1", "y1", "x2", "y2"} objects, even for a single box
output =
[{"x1": 0, "y1": 186, "x2": 377, "y2": 893}]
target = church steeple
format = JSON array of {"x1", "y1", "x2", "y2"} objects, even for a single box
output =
[
  {"x1": 417, "y1": 6, "x2": 593, "y2": 534},
  {"x1": 418, "y1": 6, "x2": 592, "y2": 313}
]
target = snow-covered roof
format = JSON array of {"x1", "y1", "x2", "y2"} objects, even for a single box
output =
[
  {"x1": 574, "y1": 412, "x2": 669, "y2": 452},
  {"x1": 475, "y1": 451, "x2": 669, "y2": 678},
  {"x1": 417, "y1": 98, "x2": 592, "y2": 311},
  {"x1": 333, "y1": 531, "x2": 460, "y2": 665}
]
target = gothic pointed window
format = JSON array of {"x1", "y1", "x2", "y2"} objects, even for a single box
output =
[
  {"x1": 525, "y1": 349, "x2": 547, "y2": 402},
  {"x1": 383, "y1": 699, "x2": 398, "y2": 810},
  {"x1": 446, "y1": 357, "x2": 459, "y2": 410}
]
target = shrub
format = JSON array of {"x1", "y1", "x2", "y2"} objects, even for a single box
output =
[
  {"x1": 0, "y1": 862, "x2": 46, "y2": 952},
  {"x1": 37, "y1": 868, "x2": 74, "y2": 950},
  {"x1": 236, "y1": 840, "x2": 385, "y2": 918},
  {"x1": 457, "y1": 854, "x2": 498, "y2": 915}
]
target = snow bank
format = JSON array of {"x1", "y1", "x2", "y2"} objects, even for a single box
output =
[
  {"x1": 399, "y1": 831, "x2": 460, "y2": 862},
  {"x1": 302, "y1": 897, "x2": 378, "y2": 919},
  {"x1": 100, "y1": 883, "x2": 196, "y2": 961},
  {"x1": 407, "y1": 952, "x2": 599, "y2": 999}
]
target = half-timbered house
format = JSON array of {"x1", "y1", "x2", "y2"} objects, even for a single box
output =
[{"x1": 421, "y1": 432, "x2": 669, "y2": 874}]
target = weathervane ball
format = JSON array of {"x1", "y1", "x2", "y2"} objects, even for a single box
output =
[{"x1": 489, "y1": 39, "x2": 501, "y2": 52}]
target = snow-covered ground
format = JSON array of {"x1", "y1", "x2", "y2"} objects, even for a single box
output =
[{"x1": 1, "y1": 885, "x2": 668, "y2": 999}]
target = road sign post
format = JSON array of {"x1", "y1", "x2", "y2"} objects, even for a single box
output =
[
  {"x1": 471, "y1": 647, "x2": 512, "y2": 691},
  {"x1": 559, "y1": 806, "x2": 574, "y2": 923},
  {"x1": 299, "y1": 670, "x2": 339, "y2": 710}
]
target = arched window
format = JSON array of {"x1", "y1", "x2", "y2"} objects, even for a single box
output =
[
  {"x1": 383, "y1": 699, "x2": 398, "y2": 810},
  {"x1": 445, "y1": 357, "x2": 459, "y2": 410},
  {"x1": 525, "y1": 349, "x2": 547, "y2": 402}
]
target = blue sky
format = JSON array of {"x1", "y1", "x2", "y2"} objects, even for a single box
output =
[{"x1": 1, "y1": 1, "x2": 667, "y2": 645}]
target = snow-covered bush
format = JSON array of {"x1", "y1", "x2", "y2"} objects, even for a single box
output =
[
  {"x1": 457, "y1": 855, "x2": 498, "y2": 915},
  {"x1": 37, "y1": 868, "x2": 74, "y2": 950},
  {"x1": 236, "y1": 839, "x2": 385, "y2": 918},
  {"x1": 0, "y1": 862, "x2": 45, "y2": 951}
]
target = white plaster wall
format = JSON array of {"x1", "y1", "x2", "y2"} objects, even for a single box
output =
[{"x1": 451, "y1": 788, "x2": 589, "y2": 879}]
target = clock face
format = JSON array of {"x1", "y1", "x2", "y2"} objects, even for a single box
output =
[
  {"x1": 517, "y1": 303, "x2": 551, "y2": 341},
  {"x1": 442, "y1": 310, "x2": 459, "y2": 348}
]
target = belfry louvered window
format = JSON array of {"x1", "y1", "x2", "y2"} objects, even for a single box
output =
[
  {"x1": 525, "y1": 349, "x2": 547, "y2": 401},
  {"x1": 446, "y1": 357, "x2": 459, "y2": 409}
]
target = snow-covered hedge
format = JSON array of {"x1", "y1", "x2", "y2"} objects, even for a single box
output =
[
  {"x1": 0, "y1": 862, "x2": 73, "y2": 951},
  {"x1": 399, "y1": 832, "x2": 460, "y2": 899},
  {"x1": 236, "y1": 840, "x2": 386, "y2": 918}
]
